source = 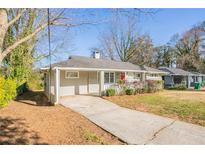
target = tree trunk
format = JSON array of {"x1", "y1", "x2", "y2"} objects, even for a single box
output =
[
  {"x1": 0, "y1": 55, "x2": 3, "y2": 67},
  {"x1": 0, "y1": 9, "x2": 8, "y2": 65}
]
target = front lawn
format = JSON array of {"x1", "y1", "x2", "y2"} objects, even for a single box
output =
[{"x1": 103, "y1": 90, "x2": 205, "y2": 127}]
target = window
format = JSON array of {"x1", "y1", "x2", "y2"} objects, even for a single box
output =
[
  {"x1": 126, "y1": 72, "x2": 140, "y2": 79},
  {"x1": 110, "y1": 72, "x2": 114, "y2": 83},
  {"x1": 134, "y1": 73, "x2": 141, "y2": 79},
  {"x1": 148, "y1": 73, "x2": 158, "y2": 77},
  {"x1": 104, "y1": 72, "x2": 109, "y2": 83},
  {"x1": 65, "y1": 71, "x2": 79, "y2": 79},
  {"x1": 104, "y1": 72, "x2": 115, "y2": 84}
]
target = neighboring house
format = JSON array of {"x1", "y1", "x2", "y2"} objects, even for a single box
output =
[
  {"x1": 141, "y1": 66, "x2": 166, "y2": 81},
  {"x1": 190, "y1": 72, "x2": 205, "y2": 87},
  {"x1": 41, "y1": 52, "x2": 166, "y2": 103},
  {"x1": 159, "y1": 67, "x2": 205, "y2": 88}
]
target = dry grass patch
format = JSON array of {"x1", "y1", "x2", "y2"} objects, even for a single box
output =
[
  {"x1": 103, "y1": 90, "x2": 205, "y2": 127},
  {"x1": 0, "y1": 91, "x2": 123, "y2": 145}
]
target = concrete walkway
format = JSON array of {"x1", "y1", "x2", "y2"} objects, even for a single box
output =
[{"x1": 60, "y1": 95, "x2": 205, "y2": 145}]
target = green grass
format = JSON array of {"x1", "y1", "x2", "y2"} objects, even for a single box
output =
[
  {"x1": 136, "y1": 96, "x2": 205, "y2": 119},
  {"x1": 105, "y1": 93, "x2": 205, "y2": 126}
]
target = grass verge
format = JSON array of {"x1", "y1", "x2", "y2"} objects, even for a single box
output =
[{"x1": 104, "y1": 91, "x2": 205, "y2": 127}]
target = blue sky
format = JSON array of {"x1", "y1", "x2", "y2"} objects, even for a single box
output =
[
  {"x1": 40, "y1": 9, "x2": 205, "y2": 66},
  {"x1": 70, "y1": 9, "x2": 205, "y2": 56}
]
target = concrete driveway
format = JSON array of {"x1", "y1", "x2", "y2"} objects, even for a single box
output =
[{"x1": 60, "y1": 95, "x2": 205, "y2": 145}]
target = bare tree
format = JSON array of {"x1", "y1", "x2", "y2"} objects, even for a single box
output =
[
  {"x1": 129, "y1": 35, "x2": 154, "y2": 66},
  {"x1": 97, "y1": 16, "x2": 138, "y2": 62},
  {"x1": 96, "y1": 9, "x2": 157, "y2": 63},
  {"x1": 153, "y1": 45, "x2": 176, "y2": 68},
  {"x1": 98, "y1": 23, "x2": 154, "y2": 65},
  {"x1": 175, "y1": 26, "x2": 205, "y2": 71},
  {"x1": 97, "y1": 33, "x2": 116, "y2": 60}
]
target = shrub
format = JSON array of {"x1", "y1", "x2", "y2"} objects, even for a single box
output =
[
  {"x1": 118, "y1": 86, "x2": 126, "y2": 95},
  {"x1": 27, "y1": 71, "x2": 44, "y2": 90},
  {"x1": 202, "y1": 80, "x2": 205, "y2": 87},
  {"x1": 141, "y1": 87, "x2": 148, "y2": 93},
  {"x1": 142, "y1": 82, "x2": 149, "y2": 93},
  {"x1": 147, "y1": 80, "x2": 157, "y2": 93},
  {"x1": 0, "y1": 76, "x2": 17, "y2": 107},
  {"x1": 0, "y1": 77, "x2": 6, "y2": 107},
  {"x1": 134, "y1": 88, "x2": 141, "y2": 94},
  {"x1": 17, "y1": 82, "x2": 29, "y2": 95},
  {"x1": 105, "y1": 88, "x2": 116, "y2": 97},
  {"x1": 125, "y1": 88, "x2": 134, "y2": 95},
  {"x1": 168, "y1": 83, "x2": 187, "y2": 90},
  {"x1": 156, "y1": 80, "x2": 164, "y2": 90},
  {"x1": 118, "y1": 79, "x2": 125, "y2": 85},
  {"x1": 133, "y1": 80, "x2": 163, "y2": 94},
  {"x1": 4, "y1": 78, "x2": 17, "y2": 102},
  {"x1": 148, "y1": 80, "x2": 164, "y2": 92},
  {"x1": 175, "y1": 84, "x2": 187, "y2": 90}
]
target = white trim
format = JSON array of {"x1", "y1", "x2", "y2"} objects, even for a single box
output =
[
  {"x1": 55, "y1": 68, "x2": 60, "y2": 104},
  {"x1": 52, "y1": 67, "x2": 146, "y2": 73},
  {"x1": 65, "y1": 71, "x2": 79, "y2": 79},
  {"x1": 169, "y1": 74, "x2": 190, "y2": 76},
  {"x1": 110, "y1": 72, "x2": 115, "y2": 84},
  {"x1": 99, "y1": 71, "x2": 104, "y2": 96},
  {"x1": 147, "y1": 71, "x2": 168, "y2": 74},
  {"x1": 97, "y1": 71, "x2": 99, "y2": 83},
  {"x1": 41, "y1": 67, "x2": 49, "y2": 70},
  {"x1": 41, "y1": 67, "x2": 168, "y2": 74},
  {"x1": 104, "y1": 72, "x2": 115, "y2": 84}
]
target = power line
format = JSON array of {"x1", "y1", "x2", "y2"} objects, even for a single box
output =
[{"x1": 47, "y1": 8, "x2": 52, "y2": 103}]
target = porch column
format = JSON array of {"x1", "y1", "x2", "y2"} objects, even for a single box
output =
[
  {"x1": 171, "y1": 76, "x2": 174, "y2": 86},
  {"x1": 99, "y1": 71, "x2": 104, "y2": 96},
  {"x1": 187, "y1": 76, "x2": 191, "y2": 88},
  {"x1": 55, "y1": 68, "x2": 60, "y2": 104},
  {"x1": 141, "y1": 72, "x2": 146, "y2": 81}
]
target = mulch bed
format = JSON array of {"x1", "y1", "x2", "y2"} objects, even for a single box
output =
[{"x1": 0, "y1": 91, "x2": 123, "y2": 145}]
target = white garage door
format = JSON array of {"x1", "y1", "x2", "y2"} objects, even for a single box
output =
[{"x1": 88, "y1": 72, "x2": 99, "y2": 93}]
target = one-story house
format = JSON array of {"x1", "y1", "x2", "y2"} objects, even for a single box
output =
[
  {"x1": 158, "y1": 67, "x2": 205, "y2": 88},
  {"x1": 141, "y1": 66, "x2": 166, "y2": 81},
  {"x1": 41, "y1": 52, "x2": 166, "y2": 104},
  {"x1": 189, "y1": 72, "x2": 205, "y2": 87}
]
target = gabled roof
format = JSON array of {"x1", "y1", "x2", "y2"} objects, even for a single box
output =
[
  {"x1": 158, "y1": 67, "x2": 193, "y2": 76},
  {"x1": 42, "y1": 55, "x2": 166, "y2": 74},
  {"x1": 190, "y1": 72, "x2": 205, "y2": 77},
  {"x1": 48, "y1": 56, "x2": 144, "y2": 72},
  {"x1": 140, "y1": 66, "x2": 167, "y2": 74}
]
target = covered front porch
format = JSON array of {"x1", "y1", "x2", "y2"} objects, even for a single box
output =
[
  {"x1": 45, "y1": 68, "x2": 145, "y2": 104},
  {"x1": 163, "y1": 74, "x2": 205, "y2": 88},
  {"x1": 163, "y1": 75, "x2": 188, "y2": 87}
]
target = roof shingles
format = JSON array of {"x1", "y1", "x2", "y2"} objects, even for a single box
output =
[
  {"x1": 158, "y1": 67, "x2": 193, "y2": 76},
  {"x1": 51, "y1": 56, "x2": 143, "y2": 71},
  {"x1": 45, "y1": 55, "x2": 165, "y2": 74}
]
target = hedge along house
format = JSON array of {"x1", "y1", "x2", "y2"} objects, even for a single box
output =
[
  {"x1": 158, "y1": 67, "x2": 205, "y2": 88},
  {"x1": 41, "y1": 52, "x2": 166, "y2": 104}
]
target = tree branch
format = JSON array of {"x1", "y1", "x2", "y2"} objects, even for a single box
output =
[
  {"x1": 2, "y1": 22, "x2": 48, "y2": 59},
  {"x1": 7, "y1": 9, "x2": 26, "y2": 28},
  {"x1": 53, "y1": 20, "x2": 103, "y2": 27},
  {"x1": 1, "y1": 9, "x2": 102, "y2": 61}
]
